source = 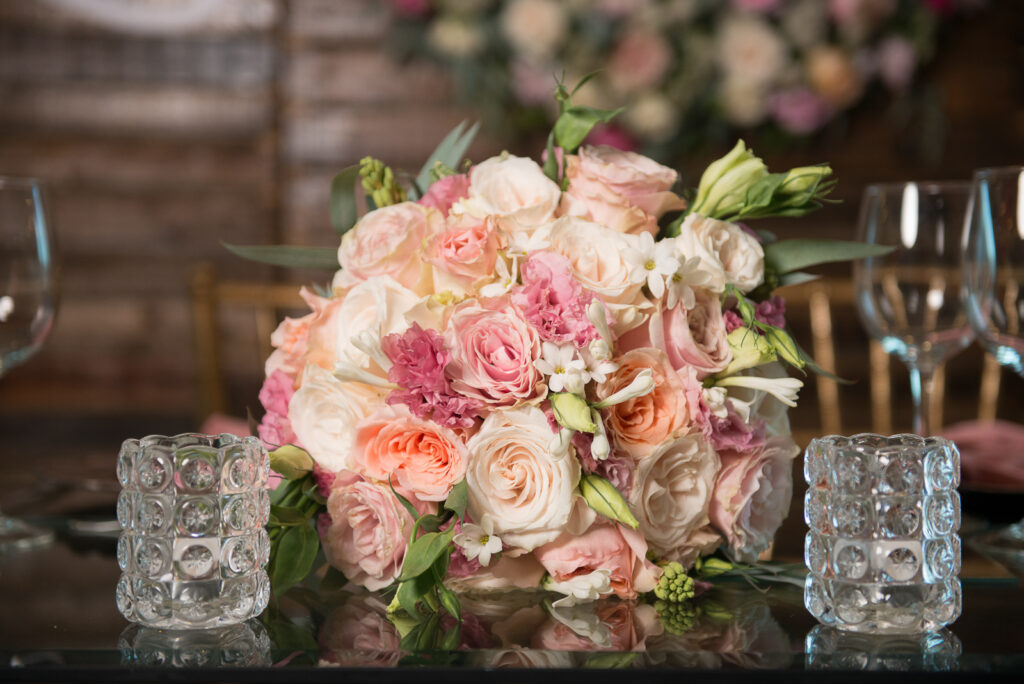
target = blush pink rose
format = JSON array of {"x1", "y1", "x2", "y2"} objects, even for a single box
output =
[
  {"x1": 620, "y1": 288, "x2": 732, "y2": 380},
  {"x1": 596, "y1": 348, "x2": 701, "y2": 460},
  {"x1": 351, "y1": 404, "x2": 468, "y2": 502},
  {"x1": 444, "y1": 296, "x2": 544, "y2": 407},
  {"x1": 426, "y1": 213, "x2": 507, "y2": 294},
  {"x1": 531, "y1": 601, "x2": 662, "y2": 652},
  {"x1": 535, "y1": 523, "x2": 661, "y2": 600},
  {"x1": 320, "y1": 471, "x2": 415, "y2": 591},
  {"x1": 709, "y1": 436, "x2": 799, "y2": 562},
  {"x1": 336, "y1": 202, "x2": 443, "y2": 294},
  {"x1": 417, "y1": 173, "x2": 470, "y2": 215}
]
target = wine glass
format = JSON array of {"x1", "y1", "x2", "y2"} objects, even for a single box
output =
[
  {"x1": 0, "y1": 177, "x2": 58, "y2": 552},
  {"x1": 961, "y1": 166, "x2": 1024, "y2": 576},
  {"x1": 854, "y1": 181, "x2": 975, "y2": 436}
]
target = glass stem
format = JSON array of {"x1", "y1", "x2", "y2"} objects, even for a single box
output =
[{"x1": 908, "y1": 365, "x2": 937, "y2": 436}]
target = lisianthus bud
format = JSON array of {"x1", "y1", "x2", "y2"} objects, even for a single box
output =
[
  {"x1": 721, "y1": 327, "x2": 776, "y2": 377},
  {"x1": 692, "y1": 140, "x2": 767, "y2": 219}
]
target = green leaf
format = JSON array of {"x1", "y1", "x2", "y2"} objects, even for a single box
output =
[
  {"x1": 222, "y1": 243, "x2": 340, "y2": 270},
  {"x1": 269, "y1": 444, "x2": 313, "y2": 480},
  {"x1": 415, "y1": 120, "x2": 480, "y2": 196},
  {"x1": 553, "y1": 105, "x2": 624, "y2": 152},
  {"x1": 329, "y1": 165, "x2": 360, "y2": 235},
  {"x1": 579, "y1": 473, "x2": 639, "y2": 529},
  {"x1": 764, "y1": 239, "x2": 896, "y2": 275},
  {"x1": 550, "y1": 392, "x2": 597, "y2": 433},
  {"x1": 399, "y1": 530, "x2": 455, "y2": 582},
  {"x1": 443, "y1": 479, "x2": 468, "y2": 519},
  {"x1": 270, "y1": 523, "x2": 319, "y2": 596},
  {"x1": 269, "y1": 504, "x2": 308, "y2": 527}
]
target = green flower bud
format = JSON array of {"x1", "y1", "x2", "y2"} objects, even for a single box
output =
[
  {"x1": 269, "y1": 444, "x2": 313, "y2": 480},
  {"x1": 550, "y1": 392, "x2": 597, "y2": 434},
  {"x1": 579, "y1": 473, "x2": 639, "y2": 529},
  {"x1": 721, "y1": 327, "x2": 776, "y2": 377}
]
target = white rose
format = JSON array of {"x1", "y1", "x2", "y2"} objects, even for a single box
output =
[
  {"x1": 465, "y1": 406, "x2": 581, "y2": 551},
  {"x1": 331, "y1": 276, "x2": 419, "y2": 377},
  {"x1": 675, "y1": 213, "x2": 764, "y2": 293},
  {"x1": 288, "y1": 364, "x2": 383, "y2": 472},
  {"x1": 459, "y1": 155, "x2": 561, "y2": 232},
  {"x1": 501, "y1": 0, "x2": 568, "y2": 62},
  {"x1": 541, "y1": 216, "x2": 651, "y2": 333},
  {"x1": 630, "y1": 433, "x2": 721, "y2": 563}
]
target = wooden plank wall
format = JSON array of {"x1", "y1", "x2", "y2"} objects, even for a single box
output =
[{"x1": 0, "y1": 0, "x2": 1021, "y2": 431}]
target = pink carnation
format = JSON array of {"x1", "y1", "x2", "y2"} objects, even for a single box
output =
[
  {"x1": 257, "y1": 369, "x2": 299, "y2": 448},
  {"x1": 417, "y1": 173, "x2": 470, "y2": 216},
  {"x1": 382, "y1": 322, "x2": 483, "y2": 428},
  {"x1": 511, "y1": 251, "x2": 602, "y2": 347}
]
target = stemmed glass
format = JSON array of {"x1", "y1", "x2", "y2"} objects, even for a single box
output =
[
  {"x1": 961, "y1": 166, "x2": 1024, "y2": 573},
  {"x1": 854, "y1": 182, "x2": 975, "y2": 435},
  {"x1": 0, "y1": 177, "x2": 58, "y2": 551}
]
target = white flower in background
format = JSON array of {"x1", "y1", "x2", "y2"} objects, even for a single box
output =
[
  {"x1": 543, "y1": 568, "x2": 613, "y2": 608},
  {"x1": 665, "y1": 254, "x2": 711, "y2": 310},
  {"x1": 454, "y1": 516, "x2": 503, "y2": 567},
  {"x1": 535, "y1": 341, "x2": 587, "y2": 394},
  {"x1": 501, "y1": 0, "x2": 569, "y2": 63},
  {"x1": 623, "y1": 231, "x2": 680, "y2": 299}
]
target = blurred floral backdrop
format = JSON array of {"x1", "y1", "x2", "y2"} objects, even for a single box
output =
[{"x1": 390, "y1": 0, "x2": 979, "y2": 161}]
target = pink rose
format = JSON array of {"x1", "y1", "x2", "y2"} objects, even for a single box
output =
[
  {"x1": 620, "y1": 289, "x2": 732, "y2": 380},
  {"x1": 320, "y1": 471, "x2": 415, "y2": 590},
  {"x1": 531, "y1": 601, "x2": 662, "y2": 651},
  {"x1": 596, "y1": 348, "x2": 702, "y2": 460},
  {"x1": 535, "y1": 523, "x2": 661, "y2": 600},
  {"x1": 337, "y1": 202, "x2": 443, "y2": 294},
  {"x1": 709, "y1": 436, "x2": 799, "y2": 562},
  {"x1": 351, "y1": 404, "x2": 468, "y2": 502},
  {"x1": 257, "y1": 369, "x2": 299, "y2": 448},
  {"x1": 318, "y1": 595, "x2": 401, "y2": 667},
  {"x1": 426, "y1": 213, "x2": 507, "y2": 294},
  {"x1": 444, "y1": 296, "x2": 543, "y2": 407},
  {"x1": 417, "y1": 173, "x2": 470, "y2": 215}
]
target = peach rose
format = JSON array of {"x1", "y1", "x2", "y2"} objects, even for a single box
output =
[
  {"x1": 444, "y1": 296, "x2": 543, "y2": 407},
  {"x1": 351, "y1": 404, "x2": 468, "y2": 502},
  {"x1": 465, "y1": 406, "x2": 581, "y2": 551},
  {"x1": 709, "y1": 436, "x2": 798, "y2": 562},
  {"x1": 535, "y1": 523, "x2": 661, "y2": 600},
  {"x1": 532, "y1": 601, "x2": 662, "y2": 652},
  {"x1": 426, "y1": 213, "x2": 508, "y2": 295},
  {"x1": 318, "y1": 595, "x2": 401, "y2": 667},
  {"x1": 337, "y1": 202, "x2": 443, "y2": 294},
  {"x1": 630, "y1": 433, "x2": 722, "y2": 565},
  {"x1": 596, "y1": 348, "x2": 702, "y2": 460},
  {"x1": 320, "y1": 471, "x2": 414, "y2": 591},
  {"x1": 460, "y1": 154, "x2": 561, "y2": 232}
]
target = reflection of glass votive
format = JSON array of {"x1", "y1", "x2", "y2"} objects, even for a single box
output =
[
  {"x1": 118, "y1": 620, "x2": 271, "y2": 667},
  {"x1": 115, "y1": 434, "x2": 271, "y2": 629},
  {"x1": 805, "y1": 625, "x2": 962, "y2": 671},
  {"x1": 804, "y1": 434, "x2": 961, "y2": 633}
]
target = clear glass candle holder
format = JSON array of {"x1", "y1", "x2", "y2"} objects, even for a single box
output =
[
  {"x1": 115, "y1": 434, "x2": 271, "y2": 629},
  {"x1": 803, "y1": 434, "x2": 962, "y2": 634}
]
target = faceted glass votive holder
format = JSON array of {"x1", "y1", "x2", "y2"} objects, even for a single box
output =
[
  {"x1": 115, "y1": 433, "x2": 272, "y2": 629},
  {"x1": 803, "y1": 434, "x2": 962, "y2": 634}
]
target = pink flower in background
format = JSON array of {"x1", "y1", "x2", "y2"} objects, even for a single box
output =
[
  {"x1": 382, "y1": 322, "x2": 483, "y2": 428},
  {"x1": 512, "y1": 251, "x2": 601, "y2": 347},
  {"x1": 257, "y1": 369, "x2": 299, "y2": 448},
  {"x1": 769, "y1": 86, "x2": 830, "y2": 135},
  {"x1": 417, "y1": 173, "x2": 470, "y2": 215}
]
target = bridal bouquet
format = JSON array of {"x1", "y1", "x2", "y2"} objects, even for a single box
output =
[{"x1": 229, "y1": 81, "x2": 884, "y2": 622}]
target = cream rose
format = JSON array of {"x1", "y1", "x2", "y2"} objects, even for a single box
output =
[
  {"x1": 460, "y1": 154, "x2": 562, "y2": 232},
  {"x1": 676, "y1": 214, "x2": 764, "y2": 293},
  {"x1": 288, "y1": 364, "x2": 383, "y2": 472},
  {"x1": 465, "y1": 406, "x2": 581, "y2": 551},
  {"x1": 337, "y1": 202, "x2": 443, "y2": 294},
  {"x1": 540, "y1": 216, "x2": 650, "y2": 333},
  {"x1": 630, "y1": 433, "x2": 721, "y2": 564},
  {"x1": 709, "y1": 436, "x2": 799, "y2": 563}
]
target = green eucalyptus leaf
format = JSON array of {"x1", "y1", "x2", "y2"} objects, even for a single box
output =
[
  {"x1": 415, "y1": 120, "x2": 479, "y2": 197},
  {"x1": 222, "y1": 243, "x2": 340, "y2": 270},
  {"x1": 329, "y1": 165, "x2": 360, "y2": 235},
  {"x1": 443, "y1": 479, "x2": 468, "y2": 519},
  {"x1": 270, "y1": 523, "x2": 319, "y2": 596},
  {"x1": 764, "y1": 239, "x2": 896, "y2": 275}
]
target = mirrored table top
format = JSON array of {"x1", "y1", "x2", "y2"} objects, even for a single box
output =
[{"x1": 1, "y1": 530, "x2": 1023, "y2": 683}]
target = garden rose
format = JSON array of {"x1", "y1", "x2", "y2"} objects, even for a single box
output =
[
  {"x1": 444, "y1": 296, "x2": 544, "y2": 407},
  {"x1": 676, "y1": 214, "x2": 764, "y2": 292},
  {"x1": 596, "y1": 348, "x2": 701, "y2": 459},
  {"x1": 535, "y1": 523, "x2": 661, "y2": 600},
  {"x1": 709, "y1": 436, "x2": 799, "y2": 562},
  {"x1": 351, "y1": 404, "x2": 468, "y2": 502},
  {"x1": 426, "y1": 213, "x2": 507, "y2": 295},
  {"x1": 460, "y1": 154, "x2": 561, "y2": 231},
  {"x1": 337, "y1": 202, "x2": 443, "y2": 294},
  {"x1": 320, "y1": 471, "x2": 415, "y2": 591},
  {"x1": 630, "y1": 433, "x2": 722, "y2": 564},
  {"x1": 288, "y1": 364, "x2": 383, "y2": 472},
  {"x1": 465, "y1": 406, "x2": 581, "y2": 551}
]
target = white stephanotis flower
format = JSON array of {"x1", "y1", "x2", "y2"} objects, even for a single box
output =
[
  {"x1": 453, "y1": 516, "x2": 503, "y2": 568},
  {"x1": 666, "y1": 254, "x2": 712, "y2": 310},
  {"x1": 543, "y1": 568, "x2": 613, "y2": 608},
  {"x1": 623, "y1": 231, "x2": 680, "y2": 299},
  {"x1": 534, "y1": 341, "x2": 587, "y2": 394}
]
